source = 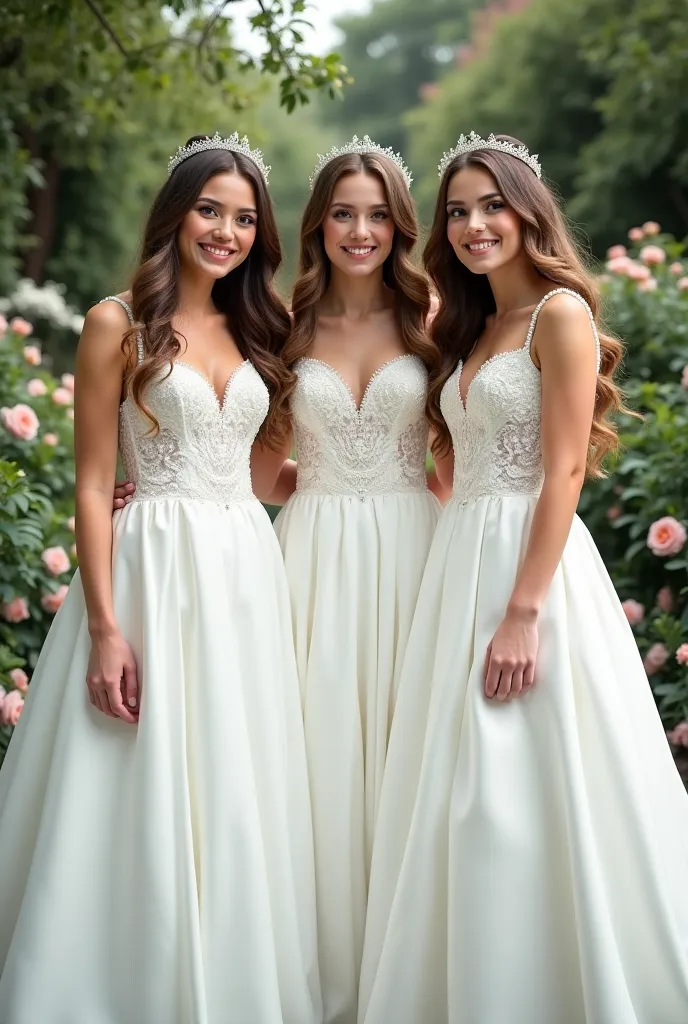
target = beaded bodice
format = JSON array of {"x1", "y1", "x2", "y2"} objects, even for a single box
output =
[
  {"x1": 441, "y1": 289, "x2": 600, "y2": 503},
  {"x1": 101, "y1": 297, "x2": 267, "y2": 504},
  {"x1": 292, "y1": 355, "x2": 430, "y2": 498}
]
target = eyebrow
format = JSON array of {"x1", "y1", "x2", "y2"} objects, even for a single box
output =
[
  {"x1": 329, "y1": 201, "x2": 390, "y2": 210},
  {"x1": 446, "y1": 192, "x2": 501, "y2": 207},
  {"x1": 197, "y1": 196, "x2": 257, "y2": 214}
]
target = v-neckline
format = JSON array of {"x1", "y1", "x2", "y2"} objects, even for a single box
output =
[
  {"x1": 456, "y1": 348, "x2": 528, "y2": 411},
  {"x1": 175, "y1": 359, "x2": 249, "y2": 411},
  {"x1": 300, "y1": 354, "x2": 414, "y2": 413}
]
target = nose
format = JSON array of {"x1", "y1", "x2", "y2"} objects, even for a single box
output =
[
  {"x1": 466, "y1": 208, "x2": 486, "y2": 235},
  {"x1": 213, "y1": 217, "x2": 235, "y2": 242},
  {"x1": 350, "y1": 215, "x2": 370, "y2": 240}
]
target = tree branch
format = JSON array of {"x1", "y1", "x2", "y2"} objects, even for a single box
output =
[{"x1": 81, "y1": 0, "x2": 129, "y2": 58}]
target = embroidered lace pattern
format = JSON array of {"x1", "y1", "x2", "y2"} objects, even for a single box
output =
[
  {"x1": 441, "y1": 289, "x2": 599, "y2": 503},
  {"x1": 292, "y1": 355, "x2": 430, "y2": 498},
  {"x1": 98, "y1": 297, "x2": 268, "y2": 505}
]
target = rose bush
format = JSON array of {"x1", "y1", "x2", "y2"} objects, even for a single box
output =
[
  {"x1": 0, "y1": 311, "x2": 77, "y2": 763},
  {"x1": 579, "y1": 223, "x2": 688, "y2": 748}
]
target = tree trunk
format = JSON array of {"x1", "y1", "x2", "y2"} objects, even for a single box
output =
[{"x1": 18, "y1": 126, "x2": 61, "y2": 284}]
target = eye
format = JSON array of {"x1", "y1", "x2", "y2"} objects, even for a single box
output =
[
  {"x1": 486, "y1": 200, "x2": 505, "y2": 212},
  {"x1": 197, "y1": 205, "x2": 217, "y2": 217},
  {"x1": 371, "y1": 211, "x2": 388, "y2": 220},
  {"x1": 332, "y1": 209, "x2": 351, "y2": 219},
  {"x1": 448, "y1": 207, "x2": 466, "y2": 218},
  {"x1": 237, "y1": 215, "x2": 256, "y2": 227}
]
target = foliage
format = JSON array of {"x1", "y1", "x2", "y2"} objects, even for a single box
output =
[
  {"x1": 405, "y1": 0, "x2": 688, "y2": 252},
  {"x1": 578, "y1": 226, "x2": 688, "y2": 731},
  {"x1": 0, "y1": 316, "x2": 78, "y2": 762}
]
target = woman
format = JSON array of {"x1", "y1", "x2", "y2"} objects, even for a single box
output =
[
  {"x1": 271, "y1": 140, "x2": 442, "y2": 1024},
  {"x1": 0, "y1": 134, "x2": 321, "y2": 1024},
  {"x1": 359, "y1": 133, "x2": 688, "y2": 1024}
]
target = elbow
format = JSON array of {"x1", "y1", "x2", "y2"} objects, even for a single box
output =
[{"x1": 544, "y1": 462, "x2": 586, "y2": 493}]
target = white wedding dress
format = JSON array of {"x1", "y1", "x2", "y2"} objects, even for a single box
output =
[
  {"x1": 274, "y1": 354, "x2": 441, "y2": 1024},
  {"x1": 0, "y1": 298, "x2": 321, "y2": 1024},
  {"x1": 359, "y1": 289, "x2": 688, "y2": 1024}
]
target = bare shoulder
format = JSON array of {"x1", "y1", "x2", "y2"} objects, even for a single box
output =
[
  {"x1": 533, "y1": 291, "x2": 596, "y2": 364},
  {"x1": 83, "y1": 296, "x2": 131, "y2": 333},
  {"x1": 536, "y1": 291, "x2": 593, "y2": 334},
  {"x1": 78, "y1": 298, "x2": 132, "y2": 371}
]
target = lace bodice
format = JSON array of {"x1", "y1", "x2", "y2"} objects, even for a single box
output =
[
  {"x1": 292, "y1": 355, "x2": 430, "y2": 498},
  {"x1": 101, "y1": 297, "x2": 267, "y2": 505},
  {"x1": 440, "y1": 289, "x2": 600, "y2": 503}
]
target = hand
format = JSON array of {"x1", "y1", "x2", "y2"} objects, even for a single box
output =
[
  {"x1": 86, "y1": 631, "x2": 140, "y2": 723},
  {"x1": 484, "y1": 607, "x2": 539, "y2": 701},
  {"x1": 113, "y1": 481, "x2": 135, "y2": 510}
]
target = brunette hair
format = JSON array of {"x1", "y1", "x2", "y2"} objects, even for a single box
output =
[
  {"x1": 425, "y1": 135, "x2": 624, "y2": 477},
  {"x1": 124, "y1": 136, "x2": 294, "y2": 447},
  {"x1": 284, "y1": 152, "x2": 437, "y2": 371}
]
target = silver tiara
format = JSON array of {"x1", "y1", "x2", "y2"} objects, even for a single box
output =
[
  {"x1": 438, "y1": 132, "x2": 541, "y2": 180},
  {"x1": 167, "y1": 132, "x2": 271, "y2": 182},
  {"x1": 309, "y1": 134, "x2": 413, "y2": 190}
]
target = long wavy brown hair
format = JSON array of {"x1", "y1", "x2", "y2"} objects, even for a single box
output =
[
  {"x1": 124, "y1": 137, "x2": 293, "y2": 447},
  {"x1": 426, "y1": 135, "x2": 624, "y2": 477},
  {"x1": 284, "y1": 152, "x2": 437, "y2": 371}
]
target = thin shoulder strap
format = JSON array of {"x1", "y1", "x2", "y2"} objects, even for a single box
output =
[
  {"x1": 97, "y1": 295, "x2": 144, "y2": 364},
  {"x1": 524, "y1": 287, "x2": 601, "y2": 371}
]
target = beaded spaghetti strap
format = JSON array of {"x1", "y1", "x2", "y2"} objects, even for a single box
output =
[
  {"x1": 524, "y1": 288, "x2": 601, "y2": 371},
  {"x1": 98, "y1": 295, "x2": 144, "y2": 364}
]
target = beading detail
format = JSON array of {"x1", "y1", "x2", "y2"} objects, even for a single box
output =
[
  {"x1": 309, "y1": 135, "x2": 413, "y2": 190},
  {"x1": 438, "y1": 131, "x2": 542, "y2": 179},
  {"x1": 167, "y1": 132, "x2": 270, "y2": 182},
  {"x1": 292, "y1": 356, "x2": 429, "y2": 498},
  {"x1": 98, "y1": 296, "x2": 144, "y2": 363}
]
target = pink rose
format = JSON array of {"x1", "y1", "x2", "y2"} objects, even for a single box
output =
[
  {"x1": 642, "y1": 221, "x2": 661, "y2": 236},
  {"x1": 606, "y1": 255, "x2": 633, "y2": 275},
  {"x1": 61, "y1": 372, "x2": 75, "y2": 393},
  {"x1": 626, "y1": 262, "x2": 651, "y2": 281},
  {"x1": 52, "y1": 387, "x2": 73, "y2": 406},
  {"x1": 8, "y1": 668, "x2": 29, "y2": 692},
  {"x1": 27, "y1": 378, "x2": 47, "y2": 397},
  {"x1": 12, "y1": 318, "x2": 34, "y2": 338},
  {"x1": 678, "y1": 277, "x2": 688, "y2": 292},
  {"x1": 637, "y1": 277, "x2": 658, "y2": 292},
  {"x1": 622, "y1": 599, "x2": 645, "y2": 625},
  {"x1": 606, "y1": 244, "x2": 627, "y2": 260},
  {"x1": 670, "y1": 262, "x2": 684, "y2": 275},
  {"x1": 43, "y1": 432, "x2": 58, "y2": 446},
  {"x1": 656, "y1": 586, "x2": 674, "y2": 613},
  {"x1": 667, "y1": 722, "x2": 688, "y2": 748},
  {"x1": 1, "y1": 597, "x2": 30, "y2": 623},
  {"x1": 639, "y1": 245, "x2": 666, "y2": 266},
  {"x1": 628, "y1": 227, "x2": 645, "y2": 242},
  {"x1": 0, "y1": 313, "x2": 7, "y2": 335},
  {"x1": 647, "y1": 516, "x2": 687, "y2": 557},
  {"x1": 682, "y1": 366, "x2": 688, "y2": 389},
  {"x1": 676, "y1": 644, "x2": 688, "y2": 666},
  {"x1": 22, "y1": 345, "x2": 41, "y2": 365},
  {"x1": 0, "y1": 689, "x2": 24, "y2": 727},
  {"x1": 67, "y1": 516, "x2": 76, "y2": 532},
  {"x1": 644, "y1": 642, "x2": 669, "y2": 676},
  {"x1": 1, "y1": 403, "x2": 40, "y2": 441},
  {"x1": 41, "y1": 545, "x2": 71, "y2": 576},
  {"x1": 607, "y1": 505, "x2": 621, "y2": 521},
  {"x1": 41, "y1": 584, "x2": 68, "y2": 614}
]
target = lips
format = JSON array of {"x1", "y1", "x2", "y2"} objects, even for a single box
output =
[
  {"x1": 199, "y1": 243, "x2": 237, "y2": 260},
  {"x1": 464, "y1": 239, "x2": 499, "y2": 253},
  {"x1": 342, "y1": 246, "x2": 376, "y2": 257}
]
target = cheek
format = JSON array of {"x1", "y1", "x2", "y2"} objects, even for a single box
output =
[
  {"x1": 499, "y1": 213, "x2": 522, "y2": 248},
  {"x1": 447, "y1": 217, "x2": 462, "y2": 247},
  {"x1": 322, "y1": 219, "x2": 345, "y2": 257},
  {"x1": 376, "y1": 221, "x2": 395, "y2": 250}
]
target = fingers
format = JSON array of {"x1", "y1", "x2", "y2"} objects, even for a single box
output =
[
  {"x1": 507, "y1": 667, "x2": 524, "y2": 701},
  {"x1": 521, "y1": 661, "x2": 536, "y2": 695},
  {"x1": 122, "y1": 660, "x2": 140, "y2": 716},
  {"x1": 87, "y1": 676, "x2": 137, "y2": 723},
  {"x1": 113, "y1": 481, "x2": 136, "y2": 511},
  {"x1": 495, "y1": 661, "x2": 514, "y2": 701},
  {"x1": 484, "y1": 648, "x2": 502, "y2": 699}
]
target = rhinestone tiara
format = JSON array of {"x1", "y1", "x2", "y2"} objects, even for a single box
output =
[
  {"x1": 167, "y1": 132, "x2": 271, "y2": 182},
  {"x1": 438, "y1": 132, "x2": 541, "y2": 180},
  {"x1": 309, "y1": 134, "x2": 413, "y2": 190}
]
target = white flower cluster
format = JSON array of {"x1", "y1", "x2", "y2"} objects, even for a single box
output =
[{"x1": 0, "y1": 279, "x2": 84, "y2": 334}]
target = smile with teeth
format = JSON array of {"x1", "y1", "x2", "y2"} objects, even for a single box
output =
[
  {"x1": 199, "y1": 243, "x2": 236, "y2": 257},
  {"x1": 465, "y1": 240, "x2": 499, "y2": 252},
  {"x1": 342, "y1": 246, "x2": 376, "y2": 256}
]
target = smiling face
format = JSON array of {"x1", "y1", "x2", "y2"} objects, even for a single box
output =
[
  {"x1": 177, "y1": 171, "x2": 258, "y2": 280},
  {"x1": 321, "y1": 171, "x2": 395, "y2": 277},
  {"x1": 446, "y1": 164, "x2": 523, "y2": 276}
]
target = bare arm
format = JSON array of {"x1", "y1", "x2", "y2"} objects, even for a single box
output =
[
  {"x1": 250, "y1": 431, "x2": 295, "y2": 505},
  {"x1": 484, "y1": 294, "x2": 598, "y2": 700},
  {"x1": 74, "y1": 301, "x2": 138, "y2": 722}
]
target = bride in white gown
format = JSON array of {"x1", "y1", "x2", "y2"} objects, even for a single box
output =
[
  {"x1": 0, "y1": 135, "x2": 321, "y2": 1024},
  {"x1": 268, "y1": 141, "x2": 443, "y2": 1024},
  {"x1": 359, "y1": 133, "x2": 688, "y2": 1024}
]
